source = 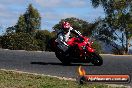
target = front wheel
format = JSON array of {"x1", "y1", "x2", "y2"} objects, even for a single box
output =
[{"x1": 90, "y1": 53, "x2": 103, "y2": 66}]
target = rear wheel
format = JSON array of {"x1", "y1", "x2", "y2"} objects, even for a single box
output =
[
  {"x1": 55, "y1": 49, "x2": 71, "y2": 65},
  {"x1": 90, "y1": 53, "x2": 103, "y2": 66}
]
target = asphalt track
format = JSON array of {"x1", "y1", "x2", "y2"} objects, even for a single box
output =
[{"x1": 0, "y1": 49, "x2": 132, "y2": 87}]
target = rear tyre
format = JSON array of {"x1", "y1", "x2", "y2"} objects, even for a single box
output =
[
  {"x1": 91, "y1": 53, "x2": 103, "y2": 66},
  {"x1": 55, "y1": 49, "x2": 71, "y2": 65}
]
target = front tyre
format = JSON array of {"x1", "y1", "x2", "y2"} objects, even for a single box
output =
[{"x1": 91, "y1": 53, "x2": 103, "y2": 66}]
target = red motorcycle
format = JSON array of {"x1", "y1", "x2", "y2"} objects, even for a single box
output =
[{"x1": 49, "y1": 35, "x2": 103, "y2": 66}]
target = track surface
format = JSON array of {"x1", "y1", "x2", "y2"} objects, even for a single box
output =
[{"x1": 0, "y1": 49, "x2": 132, "y2": 86}]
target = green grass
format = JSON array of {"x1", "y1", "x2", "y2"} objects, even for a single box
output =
[{"x1": 0, "y1": 70, "x2": 126, "y2": 88}]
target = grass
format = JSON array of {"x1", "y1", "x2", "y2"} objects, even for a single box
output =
[{"x1": 0, "y1": 70, "x2": 126, "y2": 88}]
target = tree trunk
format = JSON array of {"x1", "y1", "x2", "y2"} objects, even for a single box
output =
[
  {"x1": 109, "y1": 42, "x2": 123, "y2": 55},
  {"x1": 125, "y1": 31, "x2": 129, "y2": 54},
  {"x1": 121, "y1": 32, "x2": 126, "y2": 54}
]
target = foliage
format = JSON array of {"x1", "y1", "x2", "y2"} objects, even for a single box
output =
[
  {"x1": 91, "y1": 0, "x2": 132, "y2": 54},
  {"x1": 15, "y1": 15, "x2": 26, "y2": 33},
  {"x1": 7, "y1": 4, "x2": 41, "y2": 35},
  {"x1": 1, "y1": 33, "x2": 39, "y2": 51},
  {"x1": 1, "y1": 30, "x2": 55, "y2": 51},
  {"x1": 112, "y1": 47, "x2": 125, "y2": 55},
  {"x1": 35, "y1": 30, "x2": 55, "y2": 51},
  {"x1": 0, "y1": 36, "x2": 2, "y2": 48},
  {"x1": 92, "y1": 41, "x2": 102, "y2": 53},
  {"x1": 53, "y1": 17, "x2": 96, "y2": 37},
  {"x1": 1, "y1": 4, "x2": 44, "y2": 51},
  {"x1": 23, "y1": 4, "x2": 41, "y2": 34},
  {"x1": 5, "y1": 26, "x2": 16, "y2": 35}
]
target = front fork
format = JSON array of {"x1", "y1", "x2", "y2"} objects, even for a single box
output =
[{"x1": 79, "y1": 46, "x2": 95, "y2": 60}]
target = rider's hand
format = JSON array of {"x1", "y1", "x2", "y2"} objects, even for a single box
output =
[{"x1": 79, "y1": 35, "x2": 84, "y2": 42}]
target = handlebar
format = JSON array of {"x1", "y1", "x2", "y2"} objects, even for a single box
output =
[{"x1": 76, "y1": 35, "x2": 84, "y2": 42}]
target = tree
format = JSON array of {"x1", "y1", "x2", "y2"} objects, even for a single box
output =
[
  {"x1": 1, "y1": 4, "x2": 46, "y2": 51},
  {"x1": 35, "y1": 30, "x2": 55, "y2": 51},
  {"x1": 24, "y1": 4, "x2": 41, "y2": 34},
  {"x1": 5, "y1": 26, "x2": 16, "y2": 35},
  {"x1": 15, "y1": 15, "x2": 26, "y2": 33},
  {"x1": 53, "y1": 17, "x2": 96, "y2": 37},
  {"x1": 0, "y1": 36, "x2": 2, "y2": 48},
  {"x1": 91, "y1": 0, "x2": 132, "y2": 54},
  {"x1": 8, "y1": 4, "x2": 41, "y2": 34},
  {"x1": 1, "y1": 33, "x2": 39, "y2": 50}
]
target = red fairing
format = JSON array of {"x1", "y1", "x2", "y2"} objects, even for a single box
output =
[
  {"x1": 87, "y1": 47, "x2": 94, "y2": 52},
  {"x1": 67, "y1": 36, "x2": 95, "y2": 54},
  {"x1": 67, "y1": 37, "x2": 76, "y2": 46},
  {"x1": 78, "y1": 37, "x2": 95, "y2": 53}
]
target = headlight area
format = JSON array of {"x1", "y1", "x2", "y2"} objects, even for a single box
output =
[{"x1": 81, "y1": 46, "x2": 86, "y2": 50}]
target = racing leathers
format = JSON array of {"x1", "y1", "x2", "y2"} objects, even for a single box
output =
[{"x1": 55, "y1": 27, "x2": 81, "y2": 52}]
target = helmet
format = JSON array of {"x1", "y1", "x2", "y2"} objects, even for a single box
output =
[{"x1": 62, "y1": 21, "x2": 71, "y2": 30}]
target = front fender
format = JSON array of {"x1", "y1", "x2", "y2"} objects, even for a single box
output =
[{"x1": 87, "y1": 47, "x2": 95, "y2": 53}]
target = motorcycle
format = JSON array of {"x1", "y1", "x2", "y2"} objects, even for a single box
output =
[{"x1": 48, "y1": 35, "x2": 103, "y2": 66}]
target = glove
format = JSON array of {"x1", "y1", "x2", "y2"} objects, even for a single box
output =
[
  {"x1": 63, "y1": 42, "x2": 69, "y2": 47},
  {"x1": 79, "y1": 35, "x2": 84, "y2": 42}
]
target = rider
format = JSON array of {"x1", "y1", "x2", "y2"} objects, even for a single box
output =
[{"x1": 55, "y1": 21, "x2": 82, "y2": 54}]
